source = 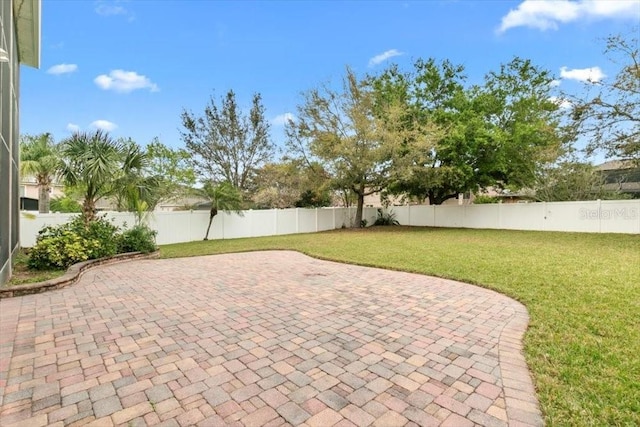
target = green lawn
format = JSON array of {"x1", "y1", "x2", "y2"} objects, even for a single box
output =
[{"x1": 160, "y1": 227, "x2": 640, "y2": 426}]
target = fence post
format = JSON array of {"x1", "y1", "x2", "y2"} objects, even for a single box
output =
[
  {"x1": 296, "y1": 208, "x2": 300, "y2": 233},
  {"x1": 433, "y1": 205, "x2": 437, "y2": 228},
  {"x1": 407, "y1": 205, "x2": 411, "y2": 226},
  {"x1": 315, "y1": 208, "x2": 319, "y2": 232},
  {"x1": 274, "y1": 209, "x2": 278, "y2": 235},
  {"x1": 597, "y1": 199, "x2": 602, "y2": 233},
  {"x1": 221, "y1": 211, "x2": 225, "y2": 240},
  {"x1": 332, "y1": 207, "x2": 336, "y2": 229}
]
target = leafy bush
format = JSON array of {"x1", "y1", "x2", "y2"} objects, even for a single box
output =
[
  {"x1": 50, "y1": 196, "x2": 82, "y2": 213},
  {"x1": 28, "y1": 215, "x2": 121, "y2": 270},
  {"x1": 28, "y1": 230, "x2": 90, "y2": 270},
  {"x1": 295, "y1": 189, "x2": 332, "y2": 208},
  {"x1": 374, "y1": 208, "x2": 399, "y2": 226},
  {"x1": 118, "y1": 224, "x2": 157, "y2": 254},
  {"x1": 473, "y1": 195, "x2": 500, "y2": 204},
  {"x1": 81, "y1": 215, "x2": 122, "y2": 258}
]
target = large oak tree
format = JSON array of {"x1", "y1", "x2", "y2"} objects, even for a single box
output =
[
  {"x1": 374, "y1": 57, "x2": 564, "y2": 204},
  {"x1": 286, "y1": 68, "x2": 430, "y2": 226}
]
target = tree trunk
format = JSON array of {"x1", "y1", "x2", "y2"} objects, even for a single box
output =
[
  {"x1": 83, "y1": 198, "x2": 96, "y2": 223},
  {"x1": 428, "y1": 191, "x2": 436, "y2": 206},
  {"x1": 428, "y1": 190, "x2": 458, "y2": 205},
  {"x1": 38, "y1": 185, "x2": 51, "y2": 214},
  {"x1": 204, "y1": 207, "x2": 218, "y2": 240},
  {"x1": 355, "y1": 190, "x2": 365, "y2": 228}
]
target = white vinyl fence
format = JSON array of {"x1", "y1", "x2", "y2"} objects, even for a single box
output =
[
  {"x1": 19, "y1": 199, "x2": 639, "y2": 247},
  {"x1": 19, "y1": 207, "x2": 379, "y2": 247},
  {"x1": 392, "y1": 199, "x2": 639, "y2": 234}
]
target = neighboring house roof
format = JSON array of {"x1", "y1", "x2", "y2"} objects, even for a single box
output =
[
  {"x1": 597, "y1": 159, "x2": 640, "y2": 194},
  {"x1": 14, "y1": 0, "x2": 41, "y2": 68},
  {"x1": 596, "y1": 159, "x2": 637, "y2": 171},
  {"x1": 161, "y1": 196, "x2": 208, "y2": 208}
]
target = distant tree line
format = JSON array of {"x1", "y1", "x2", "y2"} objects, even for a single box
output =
[{"x1": 20, "y1": 29, "x2": 637, "y2": 231}]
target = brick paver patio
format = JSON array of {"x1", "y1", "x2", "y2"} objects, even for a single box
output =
[{"x1": 0, "y1": 251, "x2": 542, "y2": 426}]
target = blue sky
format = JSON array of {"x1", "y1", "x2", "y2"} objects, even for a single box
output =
[{"x1": 20, "y1": 0, "x2": 639, "y2": 160}]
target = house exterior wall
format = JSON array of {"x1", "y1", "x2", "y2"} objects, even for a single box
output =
[
  {"x1": 1, "y1": 0, "x2": 40, "y2": 284},
  {"x1": 0, "y1": 0, "x2": 21, "y2": 284},
  {"x1": 363, "y1": 190, "x2": 471, "y2": 207},
  {"x1": 19, "y1": 179, "x2": 65, "y2": 200}
]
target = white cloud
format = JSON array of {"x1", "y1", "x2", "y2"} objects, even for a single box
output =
[
  {"x1": 66, "y1": 123, "x2": 81, "y2": 132},
  {"x1": 47, "y1": 63, "x2": 78, "y2": 75},
  {"x1": 368, "y1": 49, "x2": 404, "y2": 67},
  {"x1": 95, "y1": 4, "x2": 126, "y2": 16},
  {"x1": 549, "y1": 96, "x2": 572, "y2": 109},
  {"x1": 90, "y1": 120, "x2": 118, "y2": 131},
  {"x1": 498, "y1": 0, "x2": 640, "y2": 33},
  {"x1": 272, "y1": 113, "x2": 295, "y2": 126},
  {"x1": 95, "y1": 1, "x2": 135, "y2": 21},
  {"x1": 560, "y1": 66, "x2": 606, "y2": 83},
  {"x1": 549, "y1": 79, "x2": 561, "y2": 87},
  {"x1": 94, "y1": 70, "x2": 159, "y2": 93}
]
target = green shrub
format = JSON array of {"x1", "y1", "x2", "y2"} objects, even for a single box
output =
[
  {"x1": 80, "y1": 215, "x2": 121, "y2": 259},
  {"x1": 473, "y1": 195, "x2": 500, "y2": 204},
  {"x1": 28, "y1": 215, "x2": 121, "y2": 270},
  {"x1": 50, "y1": 196, "x2": 82, "y2": 213},
  {"x1": 373, "y1": 208, "x2": 399, "y2": 226},
  {"x1": 118, "y1": 224, "x2": 157, "y2": 254},
  {"x1": 28, "y1": 230, "x2": 92, "y2": 270}
]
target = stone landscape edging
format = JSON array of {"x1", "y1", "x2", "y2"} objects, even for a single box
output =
[{"x1": 0, "y1": 250, "x2": 160, "y2": 299}]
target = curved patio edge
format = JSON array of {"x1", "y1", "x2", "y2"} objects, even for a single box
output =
[
  {"x1": 0, "y1": 250, "x2": 160, "y2": 299},
  {"x1": 497, "y1": 303, "x2": 544, "y2": 426},
  {"x1": 299, "y1": 251, "x2": 546, "y2": 426}
]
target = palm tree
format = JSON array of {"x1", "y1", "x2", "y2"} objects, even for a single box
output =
[
  {"x1": 59, "y1": 131, "x2": 123, "y2": 222},
  {"x1": 19, "y1": 133, "x2": 62, "y2": 213},
  {"x1": 112, "y1": 140, "x2": 161, "y2": 222},
  {"x1": 197, "y1": 181, "x2": 243, "y2": 240},
  {"x1": 61, "y1": 131, "x2": 163, "y2": 223}
]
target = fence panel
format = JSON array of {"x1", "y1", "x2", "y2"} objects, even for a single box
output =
[
  {"x1": 276, "y1": 209, "x2": 297, "y2": 235},
  {"x1": 153, "y1": 211, "x2": 206, "y2": 244},
  {"x1": 20, "y1": 213, "x2": 73, "y2": 247},
  {"x1": 586, "y1": 200, "x2": 640, "y2": 234},
  {"x1": 251, "y1": 209, "x2": 277, "y2": 237},
  {"x1": 434, "y1": 206, "x2": 465, "y2": 228},
  {"x1": 463, "y1": 205, "x2": 500, "y2": 229},
  {"x1": 333, "y1": 208, "x2": 353, "y2": 229},
  {"x1": 363, "y1": 207, "x2": 378, "y2": 227},
  {"x1": 410, "y1": 205, "x2": 435, "y2": 227},
  {"x1": 219, "y1": 211, "x2": 252, "y2": 239},
  {"x1": 544, "y1": 201, "x2": 597, "y2": 232},
  {"x1": 297, "y1": 209, "x2": 317, "y2": 233},
  {"x1": 393, "y1": 206, "x2": 410, "y2": 225},
  {"x1": 497, "y1": 203, "x2": 545, "y2": 231},
  {"x1": 317, "y1": 208, "x2": 335, "y2": 231}
]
